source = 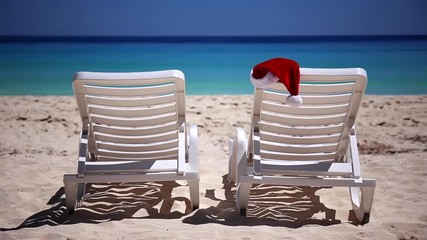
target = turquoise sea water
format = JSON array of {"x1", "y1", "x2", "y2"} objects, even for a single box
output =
[{"x1": 0, "y1": 39, "x2": 426, "y2": 95}]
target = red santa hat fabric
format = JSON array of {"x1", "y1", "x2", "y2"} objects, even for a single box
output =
[{"x1": 250, "y1": 57, "x2": 303, "y2": 107}]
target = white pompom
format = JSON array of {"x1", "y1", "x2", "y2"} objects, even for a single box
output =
[
  {"x1": 286, "y1": 95, "x2": 303, "y2": 107},
  {"x1": 250, "y1": 70, "x2": 278, "y2": 88}
]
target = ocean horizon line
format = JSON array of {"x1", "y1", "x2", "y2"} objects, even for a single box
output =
[{"x1": 1, "y1": 35, "x2": 427, "y2": 43}]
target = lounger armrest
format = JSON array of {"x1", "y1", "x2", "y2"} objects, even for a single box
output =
[
  {"x1": 188, "y1": 124, "x2": 199, "y2": 174},
  {"x1": 177, "y1": 123, "x2": 186, "y2": 174},
  {"x1": 77, "y1": 128, "x2": 89, "y2": 177},
  {"x1": 349, "y1": 126, "x2": 361, "y2": 178},
  {"x1": 234, "y1": 127, "x2": 248, "y2": 183}
]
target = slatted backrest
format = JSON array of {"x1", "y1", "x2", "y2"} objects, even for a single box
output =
[
  {"x1": 252, "y1": 68, "x2": 367, "y2": 163},
  {"x1": 72, "y1": 70, "x2": 186, "y2": 162}
]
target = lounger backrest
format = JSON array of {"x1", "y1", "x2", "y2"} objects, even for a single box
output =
[
  {"x1": 72, "y1": 70, "x2": 186, "y2": 162},
  {"x1": 252, "y1": 68, "x2": 367, "y2": 163}
]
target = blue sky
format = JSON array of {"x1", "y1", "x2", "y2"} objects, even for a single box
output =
[{"x1": 1, "y1": 0, "x2": 426, "y2": 36}]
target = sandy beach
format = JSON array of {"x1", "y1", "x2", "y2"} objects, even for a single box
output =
[{"x1": 0, "y1": 95, "x2": 426, "y2": 240}]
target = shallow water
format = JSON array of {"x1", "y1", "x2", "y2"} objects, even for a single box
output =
[{"x1": 0, "y1": 39, "x2": 426, "y2": 95}]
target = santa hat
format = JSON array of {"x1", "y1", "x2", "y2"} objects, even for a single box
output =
[{"x1": 250, "y1": 58, "x2": 302, "y2": 107}]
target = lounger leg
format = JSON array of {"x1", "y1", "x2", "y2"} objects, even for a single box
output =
[
  {"x1": 350, "y1": 186, "x2": 375, "y2": 223},
  {"x1": 77, "y1": 183, "x2": 86, "y2": 207},
  {"x1": 64, "y1": 181, "x2": 78, "y2": 214},
  {"x1": 188, "y1": 179, "x2": 200, "y2": 210},
  {"x1": 237, "y1": 182, "x2": 252, "y2": 216}
]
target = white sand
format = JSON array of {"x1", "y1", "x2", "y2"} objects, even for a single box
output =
[{"x1": 0, "y1": 95, "x2": 426, "y2": 240}]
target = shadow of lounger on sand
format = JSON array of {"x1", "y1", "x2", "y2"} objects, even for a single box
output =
[
  {"x1": 183, "y1": 175, "x2": 348, "y2": 228},
  {"x1": 1, "y1": 181, "x2": 193, "y2": 231},
  {"x1": 2, "y1": 175, "x2": 362, "y2": 231}
]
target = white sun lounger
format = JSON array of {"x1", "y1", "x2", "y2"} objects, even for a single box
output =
[
  {"x1": 229, "y1": 68, "x2": 376, "y2": 223},
  {"x1": 63, "y1": 70, "x2": 199, "y2": 213}
]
